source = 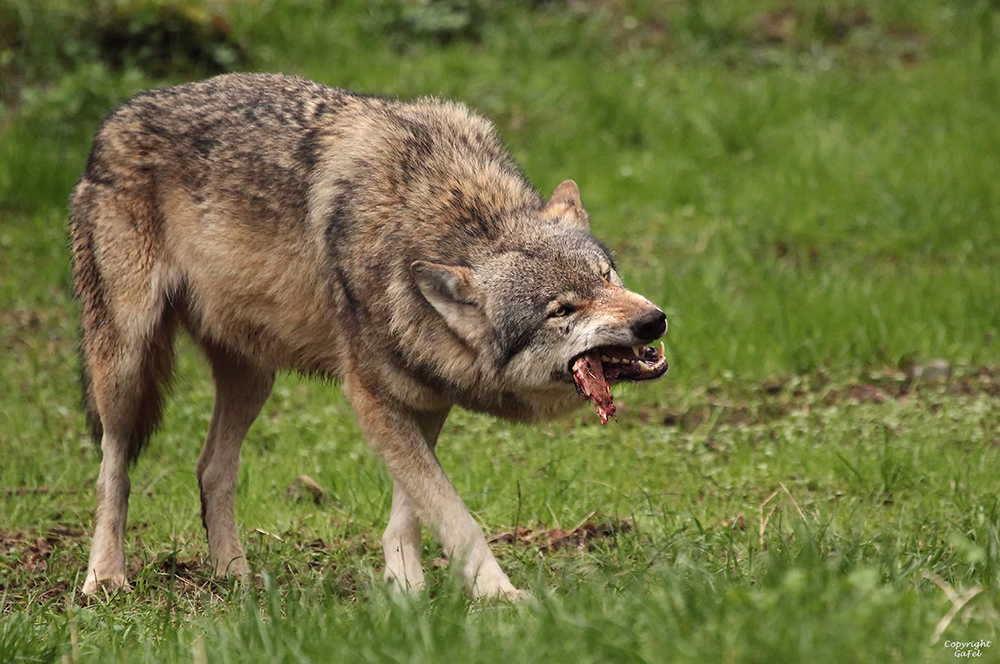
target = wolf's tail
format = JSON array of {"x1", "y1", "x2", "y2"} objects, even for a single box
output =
[{"x1": 70, "y1": 175, "x2": 179, "y2": 465}]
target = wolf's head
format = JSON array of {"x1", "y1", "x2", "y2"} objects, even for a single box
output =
[{"x1": 411, "y1": 180, "x2": 668, "y2": 421}]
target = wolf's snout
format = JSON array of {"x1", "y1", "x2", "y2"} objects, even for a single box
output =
[{"x1": 632, "y1": 309, "x2": 667, "y2": 342}]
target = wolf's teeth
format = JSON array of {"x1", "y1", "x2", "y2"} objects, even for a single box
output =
[
  {"x1": 631, "y1": 346, "x2": 642, "y2": 357},
  {"x1": 601, "y1": 354, "x2": 612, "y2": 362},
  {"x1": 609, "y1": 357, "x2": 620, "y2": 363},
  {"x1": 659, "y1": 341, "x2": 665, "y2": 356},
  {"x1": 621, "y1": 358, "x2": 631, "y2": 364},
  {"x1": 638, "y1": 362, "x2": 653, "y2": 372}
]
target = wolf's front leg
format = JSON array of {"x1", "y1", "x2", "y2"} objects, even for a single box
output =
[
  {"x1": 382, "y1": 408, "x2": 453, "y2": 592},
  {"x1": 383, "y1": 482, "x2": 426, "y2": 591},
  {"x1": 346, "y1": 381, "x2": 522, "y2": 600}
]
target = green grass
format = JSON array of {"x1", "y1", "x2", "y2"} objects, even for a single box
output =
[{"x1": 2, "y1": 0, "x2": 1000, "y2": 661}]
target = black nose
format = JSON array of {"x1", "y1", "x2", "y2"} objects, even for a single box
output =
[{"x1": 632, "y1": 309, "x2": 666, "y2": 342}]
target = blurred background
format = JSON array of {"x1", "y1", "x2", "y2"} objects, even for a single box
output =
[
  {"x1": 1, "y1": 7, "x2": 999, "y2": 660},
  {"x1": 1, "y1": 0, "x2": 998, "y2": 387}
]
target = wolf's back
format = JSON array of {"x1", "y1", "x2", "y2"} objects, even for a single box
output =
[
  {"x1": 81, "y1": 73, "x2": 540, "y2": 252},
  {"x1": 69, "y1": 73, "x2": 547, "y2": 427}
]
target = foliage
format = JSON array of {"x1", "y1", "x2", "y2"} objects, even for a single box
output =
[
  {"x1": 0, "y1": 0, "x2": 245, "y2": 107},
  {"x1": 369, "y1": 0, "x2": 498, "y2": 45}
]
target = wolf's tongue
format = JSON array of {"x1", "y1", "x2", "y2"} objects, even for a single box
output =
[{"x1": 571, "y1": 352, "x2": 616, "y2": 424}]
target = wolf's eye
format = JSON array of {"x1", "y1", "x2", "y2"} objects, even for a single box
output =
[
  {"x1": 548, "y1": 304, "x2": 572, "y2": 318},
  {"x1": 602, "y1": 269, "x2": 621, "y2": 286}
]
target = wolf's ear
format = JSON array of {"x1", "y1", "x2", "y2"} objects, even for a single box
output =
[
  {"x1": 541, "y1": 179, "x2": 588, "y2": 229},
  {"x1": 411, "y1": 261, "x2": 488, "y2": 345}
]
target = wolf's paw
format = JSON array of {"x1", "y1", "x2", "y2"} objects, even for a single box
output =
[
  {"x1": 494, "y1": 586, "x2": 531, "y2": 602},
  {"x1": 386, "y1": 574, "x2": 428, "y2": 594},
  {"x1": 82, "y1": 572, "x2": 129, "y2": 597},
  {"x1": 476, "y1": 586, "x2": 530, "y2": 603},
  {"x1": 211, "y1": 552, "x2": 251, "y2": 578},
  {"x1": 472, "y1": 579, "x2": 530, "y2": 602}
]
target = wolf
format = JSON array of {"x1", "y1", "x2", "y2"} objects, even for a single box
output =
[{"x1": 69, "y1": 73, "x2": 668, "y2": 599}]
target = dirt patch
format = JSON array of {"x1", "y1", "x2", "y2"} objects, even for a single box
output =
[
  {"x1": 0, "y1": 530, "x2": 58, "y2": 573},
  {"x1": 659, "y1": 364, "x2": 1000, "y2": 431},
  {"x1": 754, "y1": 6, "x2": 873, "y2": 46},
  {"x1": 749, "y1": 5, "x2": 924, "y2": 66},
  {"x1": 0, "y1": 527, "x2": 87, "y2": 607},
  {"x1": 0, "y1": 525, "x2": 373, "y2": 607},
  {"x1": 490, "y1": 519, "x2": 634, "y2": 553}
]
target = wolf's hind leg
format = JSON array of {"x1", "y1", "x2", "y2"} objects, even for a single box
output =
[
  {"x1": 197, "y1": 345, "x2": 274, "y2": 579},
  {"x1": 81, "y1": 311, "x2": 178, "y2": 596},
  {"x1": 73, "y1": 177, "x2": 183, "y2": 595},
  {"x1": 382, "y1": 409, "x2": 449, "y2": 592},
  {"x1": 84, "y1": 424, "x2": 133, "y2": 596}
]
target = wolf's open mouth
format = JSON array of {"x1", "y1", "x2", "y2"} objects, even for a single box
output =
[{"x1": 570, "y1": 343, "x2": 668, "y2": 424}]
